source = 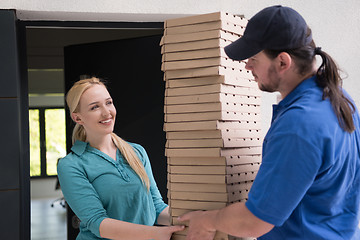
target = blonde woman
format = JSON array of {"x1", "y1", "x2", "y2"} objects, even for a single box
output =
[{"x1": 57, "y1": 77, "x2": 184, "y2": 239}]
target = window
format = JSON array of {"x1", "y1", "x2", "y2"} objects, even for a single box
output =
[
  {"x1": 29, "y1": 109, "x2": 40, "y2": 176},
  {"x1": 29, "y1": 108, "x2": 66, "y2": 177}
]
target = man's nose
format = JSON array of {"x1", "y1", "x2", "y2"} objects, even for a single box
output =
[{"x1": 245, "y1": 61, "x2": 252, "y2": 70}]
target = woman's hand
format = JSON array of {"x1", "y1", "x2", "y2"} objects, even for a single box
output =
[
  {"x1": 100, "y1": 218, "x2": 184, "y2": 240},
  {"x1": 155, "y1": 225, "x2": 185, "y2": 240}
]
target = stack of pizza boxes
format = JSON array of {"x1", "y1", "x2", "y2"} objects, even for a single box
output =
[{"x1": 161, "y1": 12, "x2": 262, "y2": 240}]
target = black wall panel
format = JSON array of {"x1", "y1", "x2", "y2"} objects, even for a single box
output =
[
  {"x1": 0, "y1": 10, "x2": 19, "y2": 97},
  {"x1": 0, "y1": 191, "x2": 20, "y2": 240},
  {"x1": 0, "y1": 9, "x2": 30, "y2": 240},
  {"x1": 0, "y1": 99, "x2": 20, "y2": 190}
]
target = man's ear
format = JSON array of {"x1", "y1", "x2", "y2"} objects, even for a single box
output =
[
  {"x1": 276, "y1": 52, "x2": 292, "y2": 73},
  {"x1": 71, "y1": 112, "x2": 83, "y2": 125}
]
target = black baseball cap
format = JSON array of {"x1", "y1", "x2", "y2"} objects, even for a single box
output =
[{"x1": 225, "y1": 5, "x2": 312, "y2": 61}]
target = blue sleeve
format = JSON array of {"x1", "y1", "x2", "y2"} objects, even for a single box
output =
[
  {"x1": 132, "y1": 143, "x2": 168, "y2": 221},
  {"x1": 245, "y1": 132, "x2": 322, "y2": 226},
  {"x1": 57, "y1": 155, "x2": 108, "y2": 237}
]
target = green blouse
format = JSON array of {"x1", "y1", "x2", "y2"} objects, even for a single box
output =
[{"x1": 57, "y1": 140, "x2": 167, "y2": 239}]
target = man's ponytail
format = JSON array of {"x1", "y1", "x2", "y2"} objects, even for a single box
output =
[
  {"x1": 264, "y1": 26, "x2": 355, "y2": 133},
  {"x1": 315, "y1": 48, "x2": 355, "y2": 132}
]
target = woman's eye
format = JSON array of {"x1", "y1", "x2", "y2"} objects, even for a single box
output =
[
  {"x1": 90, "y1": 105, "x2": 99, "y2": 110},
  {"x1": 107, "y1": 100, "x2": 113, "y2": 105}
]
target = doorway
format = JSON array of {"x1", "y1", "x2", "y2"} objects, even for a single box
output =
[{"x1": 26, "y1": 22, "x2": 164, "y2": 239}]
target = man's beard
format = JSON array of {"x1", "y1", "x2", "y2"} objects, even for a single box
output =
[{"x1": 258, "y1": 64, "x2": 280, "y2": 93}]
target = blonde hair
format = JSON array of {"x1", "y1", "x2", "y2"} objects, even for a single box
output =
[{"x1": 66, "y1": 77, "x2": 150, "y2": 190}]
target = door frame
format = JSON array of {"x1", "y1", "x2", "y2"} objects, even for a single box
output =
[{"x1": 19, "y1": 19, "x2": 164, "y2": 240}]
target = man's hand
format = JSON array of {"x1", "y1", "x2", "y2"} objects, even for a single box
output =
[
  {"x1": 177, "y1": 202, "x2": 274, "y2": 239},
  {"x1": 177, "y1": 210, "x2": 218, "y2": 240}
]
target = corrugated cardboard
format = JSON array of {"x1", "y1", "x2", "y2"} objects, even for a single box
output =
[
  {"x1": 168, "y1": 165, "x2": 227, "y2": 175},
  {"x1": 165, "y1": 76, "x2": 257, "y2": 89},
  {"x1": 161, "y1": 38, "x2": 230, "y2": 54},
  {"x1": 168, "y1": 157, "x2": 227, "y2": 166},
  {"x1": 164, "y1": 102, "x2": 260, "y2": 114},
  {"x1": 169, "y1": 173, "x2": 226, "y2": 184},
  {"x1": 165, "y1": 146, "x2": 261, "y2": 158},
  {"x1": 165, "y1": 84, "x2": 260, "y2": 97},
  {"x1": 164, "y1": 12, "x2": 247, "y2": 28},
  {"x1": 160, "y1": 29, "x2": 240, "y2": 45},
  {"x1": 220, "y1": 146, "x2": 262, "y2": 156},
  {"x1": 170, "y1": 191, "x2": 229, "y2": 202},
  {"x1": 167, "y1": 155, "x2": 262, "y2": 166},
  {"x1": 227, "y1": 181, "x2": 254, "y2": 191},
  {"x1": 169, "y1": 191, "x2": 250, "y2": 205},
  {"x1": 227, "y1": 190, "x2": 251, "y2": 203},
  {"x1": 163, "y1": 120, "x2": 261, "y2": 132},
  {"x1": 170, "y1": 199, "x2": 227, "y2": 210},
  {"x1": 168, "y1": 181, "x2": 254, "y2": 193},
  {"x1": 161, "y1": 13, "x2": 263, "y2": 239},
  {"x1": 225, "y1": 155, "x2": 262, "y2": 166},
  {"x1": 169, "y1": 165, "x2": 260, "y2": 177},
  {"x1": 168, "y1": 182, "x2": 254, "y2": 200},
  {"x1": 166, "y1": 129, "x2": 261, "y2": 140},
  {"x1": 162, "y1": 47, "x2": 226, "y2": 61},
  {"x1": 169, "y1": 171, "x2": 258, "y2": 184},
  {"x1": 166, "y1": 137, "x2": 262, "y2": 148},
  {"x1": 164, "y1": 111, "x2": 260, "y2": 123},
  {"x1": 164, "y1": 20, "x2": 245, "y2": 36},
  {"x1": 169, "y1": 163, "x2": 261, "y2": 175},
  {"x1": 164, "y1": 66, "x2": 252, "y2": 80},
  {"x1": 228, "y1": 171, "x2": 258, "y2": 184},
  {"x1": 165, "y1": 92, "x2": 260, "y2": 105},
  {"x1": 168, "y1": 182, "x2": 228, "y2": 192},
  {"x1": 226, "y1": 162, "x2": 261, "y2": 175},
  {"x1": 161, "y1": 57, "x2": 246, "y2": 71},
  {"x1": 165, "y1": 65, "x2": 253, "y2": 80}
]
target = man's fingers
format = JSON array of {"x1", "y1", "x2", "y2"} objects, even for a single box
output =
[{"x1": 178, "y1": 211, "x2": 195, "y2": 222}]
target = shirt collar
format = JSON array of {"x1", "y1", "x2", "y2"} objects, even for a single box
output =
[
  {"x1": 71, "y1": 140, "x2": 121, "y2": 164},
  {"x1": 71, "y1": 140, "x2": 88, "y2": 156},
  {"x1": 271, "y1": 75, "x2": 318, "y2": 123},
  {"x1": 278, "y1": 75, "x2": 318, "y2": 109}
]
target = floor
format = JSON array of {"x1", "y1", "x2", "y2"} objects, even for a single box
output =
[{"x1": 31, "y1": 197, "x2": 67, "y2": 240}]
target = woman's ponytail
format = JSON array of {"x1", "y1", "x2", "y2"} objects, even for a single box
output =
[{"x1": 111, "y1": 133, "x2": 150, "y2": 191}]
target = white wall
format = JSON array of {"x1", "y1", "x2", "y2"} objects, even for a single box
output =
[
  {"x1": 31, "y1": 178, "x2": 63, "y2": 199},
  {"x1": 2, "y1": 0, "x2": 359, "y2": 131}
]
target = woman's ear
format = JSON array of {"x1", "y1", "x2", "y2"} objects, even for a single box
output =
[
  {"x1": 276, "y1": 52, "x2": 292, "y2": 73},
  {"x1": 71, "y1": 112, "x2": 83, "y2": 125}
]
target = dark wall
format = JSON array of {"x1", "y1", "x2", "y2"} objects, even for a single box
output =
[
  {"x1": 0, "y1": 10, "x2": 30, "y2": 240},
  {"x1": 64, "y1": 35, "x2": 166, "y2": 239},
  {"x1": 64, "y1": 35, "x2": 166, "y2": 199},
  {"x1": 64, "y1": 35, "x2": 167, "y2": 197}
]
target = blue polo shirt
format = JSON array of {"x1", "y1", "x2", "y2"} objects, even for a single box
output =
[
  {"x1": 246, "y1": 76, "x2": 360, "y2": 239},
  {"x1": 57, "y1": 140, "x2": 167, "y2": 239}
]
